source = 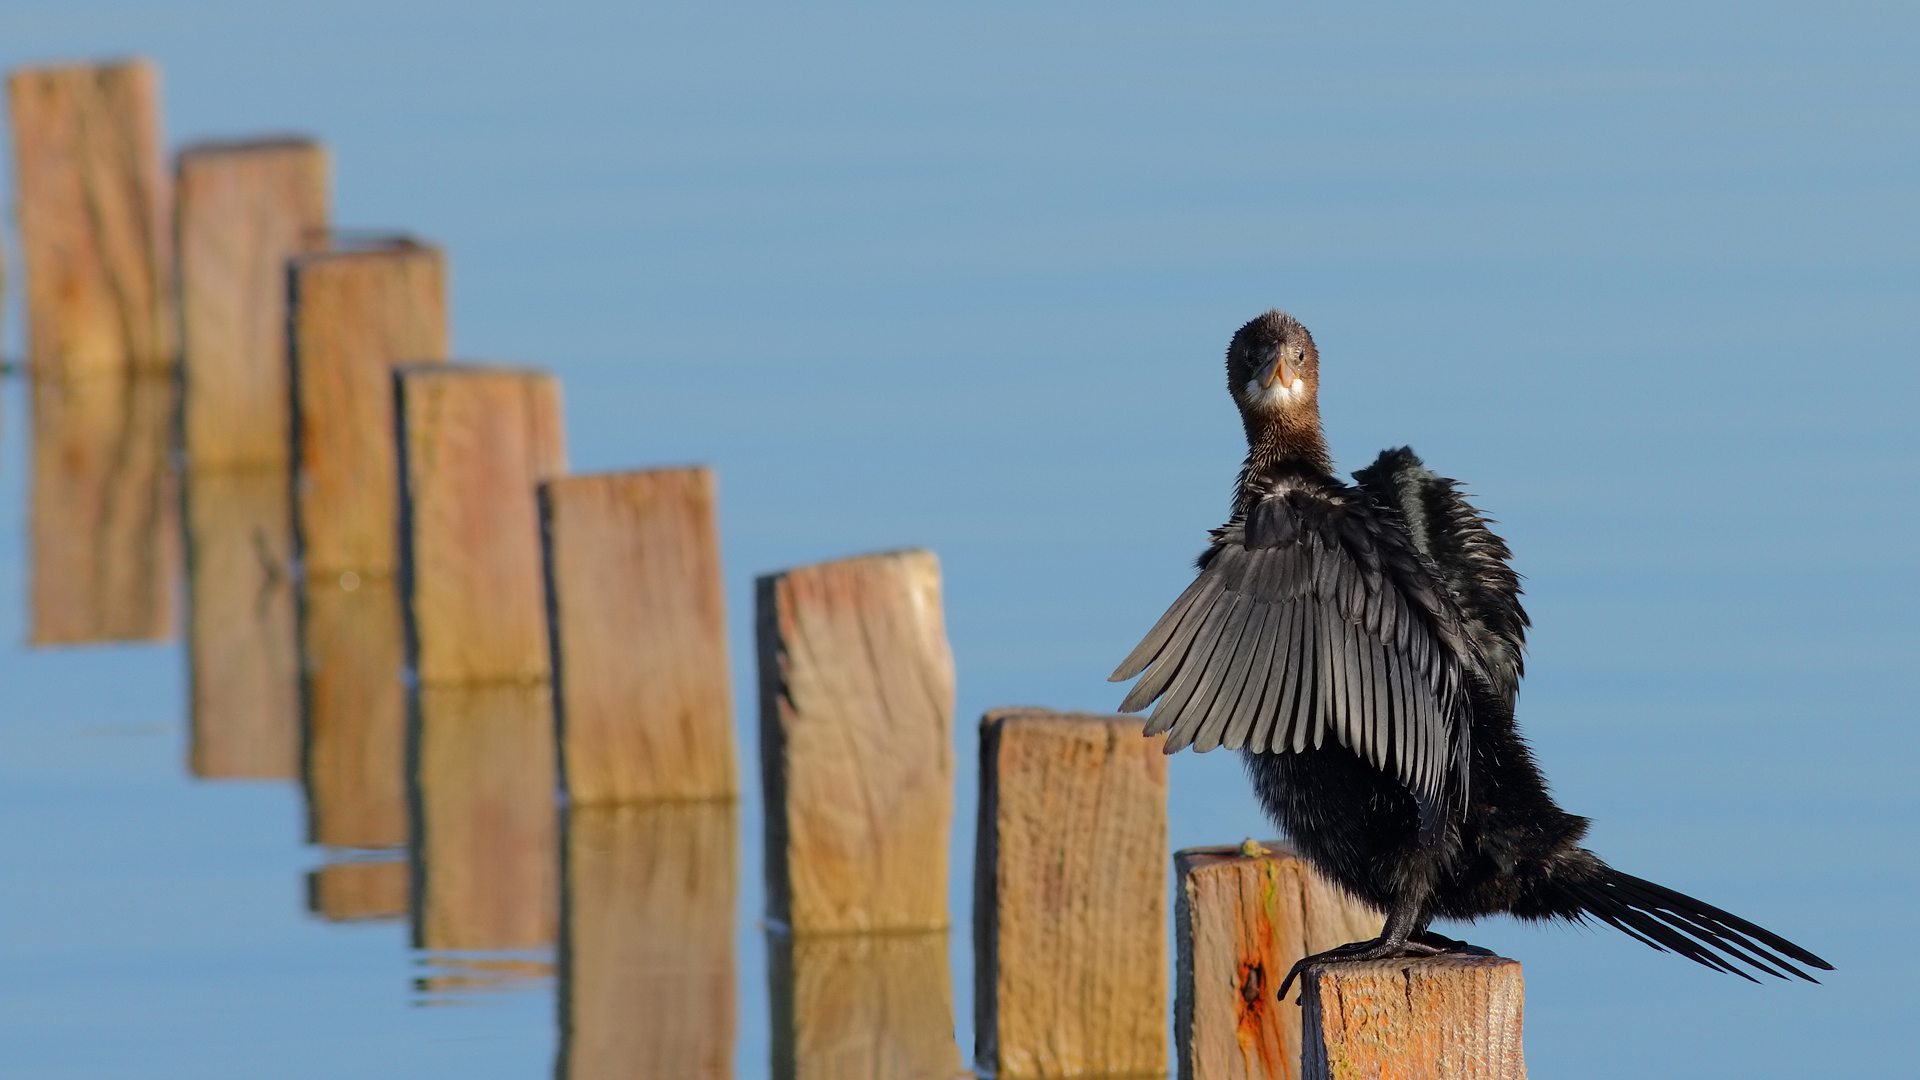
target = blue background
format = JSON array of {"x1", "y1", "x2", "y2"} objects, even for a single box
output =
[{"x1": 1, "y1": 2, "x2": 1914, "y2": 1076}]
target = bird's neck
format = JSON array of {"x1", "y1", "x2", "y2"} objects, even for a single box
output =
[{"x1": 1236, "y1": 411, "x2": 1333, "y2": 510}]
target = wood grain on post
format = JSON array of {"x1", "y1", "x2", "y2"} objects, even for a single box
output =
[
  {"x1": 561, "y1": 801, "x2": 737, "y2": 1080},
  {"x1": 289, "y1": 238, "x2": 446, "y2": 579},
  {"x1": 1300, "y1": 957, "x2": 1526, "y2": 1080},
  {"x1": 397, "y1": 364, "x2": 566, "y2": 686},
  {"x1": 307, "y1": 858, "x2": 408, "y2": 922},
  {"x1": 301, "y1": 573, "x2": 409, "y2": 850},
  {"x1": 176, "y1": 138, "x2": 329, "y2": 469},
  {"x1": 7, "y1": 59, "x2": 173, "y2": 378},
  {"x1": 770, "y1": 931, "x2": 963, "y2": 1080},
  {"x1": 411, "y1": 681, "x2": 559, "y2": 951},
  {"x1": 542, "y1": 467, "x2": 734, "y2": 804},
  {"x1": 1174, "y1": 842, "x2": 1386, "y2": 1080},
  {"x1": 185, "y1": 467, "x2": 300, "y2": 779},
  {"x1": 757, "y1": 549, "x2": 954, "y2": 934},
  {"x1": 974, "y1": 708, "x2": 1169, "y2": 1079},
  {"x1": 29, "y1": 373, "x2": 179, "y2": 644}
]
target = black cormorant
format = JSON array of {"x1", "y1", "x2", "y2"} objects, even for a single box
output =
[{"x1": 1111, "y1": 310, "x2": 1831, "y2": 996}]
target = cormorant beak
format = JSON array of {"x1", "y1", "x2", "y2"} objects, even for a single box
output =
[{"x1": 1258, "y1": 350, "x2": 1298, "y2": 390}]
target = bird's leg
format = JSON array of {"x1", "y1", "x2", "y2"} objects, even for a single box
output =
[{"x1": 1277, "y1": 900, "x2": 1443, "y2": 1002}]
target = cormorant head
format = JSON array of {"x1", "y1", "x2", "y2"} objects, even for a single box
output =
[{"x1": 1227, "y1": 309, "x2": 1319, "y2": 422}]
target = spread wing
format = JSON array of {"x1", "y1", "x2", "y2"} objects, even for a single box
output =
[
  {"x1": 1110, "y1": 479, "x2": 1482, "y2": 819},
  {"x1": 1353, "y1": 447, "x2": 1528, "y2": 706}
]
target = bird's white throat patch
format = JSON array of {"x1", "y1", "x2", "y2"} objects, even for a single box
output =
[{"x1": 1243, "y1": 376, "x2": 1308, "y2": 412}]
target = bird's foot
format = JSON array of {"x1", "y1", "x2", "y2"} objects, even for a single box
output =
[
  {"x1": 1277, "y1": 933, "x2": 1486, "y2": 1002},
  {"x1": 1411, "y1": 930, "x2": 1496, "y2": 956}
]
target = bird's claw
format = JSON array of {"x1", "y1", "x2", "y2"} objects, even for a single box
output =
[{"x1": 1275, "y1": 933, "x2": 1493, "y2": 1002}]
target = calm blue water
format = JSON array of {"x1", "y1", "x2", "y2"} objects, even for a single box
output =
[{"x1": 2, "y1": 2, "x2": 1916, "y2": 1076}]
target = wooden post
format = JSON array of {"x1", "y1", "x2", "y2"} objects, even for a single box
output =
[
  {"x1": 560, "y1": 801, "x2": 737, "y2": 1080},
  {"x1": 289, "y1": 238, "x2": 446, "y2": 580},
  {"x1": 1174, "y1": 842, "x2": 1386, "y2": 1080},
  {"x1": 300, "y1": 573, "x2": 409, "y2": 851},
  {"x1": 974, "y1": 708, "x2": 1169, "y2": 1079},
  {"x1": 396, "y1": 364, "x2": 566, "y2": 686},
  {"x1": 7, "y1": 59, "x2": 173, "y2": 378},
  {"x1": 1299, "y1": 957, "x2": 1526, "y2": 1080},
  {"x1": 306, "y1": 858, "x2": 408, "y2": 922},
  {"x1": 185, "y1": 468, "x2": 300, "y2": 779},
  {"x1": 541, "y1": 467, "x2": 735, "y2": 804},
  {"x1": 770, "y1": 931, "x2": 963, "y2": 1080},
  {"x1": 175, "y1": 137, "x2": 329, "y2": 469},
  {"x1": 28, "y1": 373, "x2": 179, "y2": 644},
  {"x1": 411, "y1": 681, "x2": 559, "y2": 951},
  {"x1": 756, "y1": 549, "x2": 954, "y2": 934}
]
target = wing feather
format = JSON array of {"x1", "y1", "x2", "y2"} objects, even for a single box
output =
[
  {"x1": 1120, "y1": 584, "x2": 1224, "y2": 713},
  {"x1": 1174, "y1": 596, "x2": 1258, "y2": 753},
  {"x1": 1146, "y1": 592, "x2": 1239, "y2": 738},
  {"x1": 1114, "y1": 478, "x2": 1481, "y2": 811},
  {"x1": 1110, "y1": 571, "x2": 1214, "y2": 681},
  {"x1": 1219, "y1": 603, "x2": 1277, "y2": 751}
]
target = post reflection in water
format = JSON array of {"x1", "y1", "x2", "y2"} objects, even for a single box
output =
[
  {"x1": 770, "y1": 930, "x2": 963, "y2": 1080},
  {"x1": 560, "y1": 800, "x2": 737, "y2": 1080},
  {"x1": 184, "y1": 468, "x2": 299, "y2": 779},
  {"x1": 29, "y1": 373, "x2": 179, "y2": 645},
  {"x1": 306, "y1": 857, "x2": 409, "y2": 923},
  {"x1": 409, "y1": 681, "x2": 558, "y2": 985},
  {"x1": 300, "y1": 573, "x2": 411, "y2": 855}
]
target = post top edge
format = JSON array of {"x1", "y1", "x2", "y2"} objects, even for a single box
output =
[{"x1": 177, "y1": 135, "x2": 324, "y2": 159}]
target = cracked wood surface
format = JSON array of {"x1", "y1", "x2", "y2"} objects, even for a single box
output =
[
  {"x1": 8, "y1": 59, "x2": 173, "y2": 377},
  {"x1": 757, "y1": 549, "x2": 954, "y2": 933},
  {"x1": 397, "y1": 364, "x2": 566, "y2": 686},
  {"x1": 1300, "y1": 956, "x2": 1526, "y2": 1080},
  {"x1": 975, "y1": 708, "x2": 1168, "y2": 1079},
  {"x1": 542, "y1": 467, "x2": 735, "y2": 803},
  {"x1": 176, "y1": 138, "x2": 329, "y2": 468},
  {"x1": 289, "y1": 238, "x2": 446, "y2": 578},
  {"x1": 1175, "y1": 842, "x2": 1385, "y2": 1080}
]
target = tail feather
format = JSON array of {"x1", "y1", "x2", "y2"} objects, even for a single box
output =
[{"x1": 1562, "y1": 860, "x2": 1833, "y2": 983}]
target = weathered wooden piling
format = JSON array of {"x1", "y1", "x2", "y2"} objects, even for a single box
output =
[
  {"x1": 974, "y1": 708, "x2": 1169, "y2": 1079},
  {"x1": 561, "y1": 801, "x2": 737, "y2": 1080},
  {"x1": 770, "y1": 930, "x2": 963, "y2": 1080},
  {"x1": 396, "y1": 364, "x2": 567, "y2": 686},
  {"x1": 7, "y1": 59, "x2": 173, "y2": 378},
  {"x1": 1174, "y1": 842, "x2": 1386, "y2": 1080},
  {"x1": 185, "y1": 468, "x2": 300, "y2": 779},
  {"x1": 411, "y1": 681, "x2": 559, "y2": 952},
  {"x1": 756, "y1": 549, "x2": 955, "y2": 934},
  {"x1": 306, "y1": 858, "x2": 408, "y2": 923},
  {"x1": 29, "y1": 373, "x2": 179, "y2": 644},
  {"x1": 289, "y1": 238, "x2": 446, "y2": 580},
  {"x1": 175, "y1": 137, "x2": 329, "y2": 469},
  {"x1": 541, "y1": 467, "x2": 735, "y2": 804},
  {"x1": 301, "y1": 573, "x2": 409, "y2": 851},
  {"x1": 1299, "y1": 957, "x2": 1526, "y2": 1080}
]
